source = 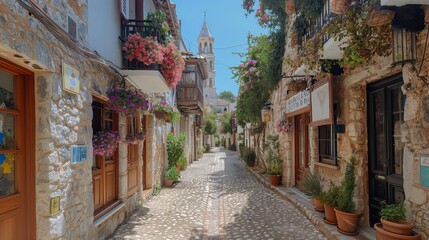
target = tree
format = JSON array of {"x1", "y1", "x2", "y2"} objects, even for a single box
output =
[
  {"x1": 203, "y1": 120, "x2": 217, "y2": 135},
  {"x1": 219, "y1": 91, "x2": 236, "y2": 103}
]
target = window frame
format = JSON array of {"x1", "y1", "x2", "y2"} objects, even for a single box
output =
[{"x1": 317, "y1": 124, "x2": 338, "y2": 166}]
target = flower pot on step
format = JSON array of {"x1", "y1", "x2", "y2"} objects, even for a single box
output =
[
  {"x1": 334, "y1": 208, "x2": 361, "y2": 235},
  {"x1": 269, "y1": 175, "x2": 281, "y2": 186},
  {"x1": 375, "y1": 223, "x2": 421, "y2": 240},
  {"x1": 324, "y1": 204, "x2": 337, "y2": 225},
  {"x1": 165, "y1": 179, "x2": 173, "y2": 187},
  {"x1": 381, "y1": 219, "x2": 415, "y2": 236},
  {"x1": 312, "y1": 198, "x2": 325, "y2": 213}
]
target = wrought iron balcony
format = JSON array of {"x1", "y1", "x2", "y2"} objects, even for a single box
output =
[
  {"x1": 120, "y1": 19, "x2": 162, "y2": 70},
  {"x1": 177, "y1": 63, "x2": 204, "y2": 114}
]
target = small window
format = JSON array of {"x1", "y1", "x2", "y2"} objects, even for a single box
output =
[
  {"x1": 318, "y1": 124, "x2": 337, "y2": 165},
  {"x1": 67, "y1": 15, "x2": 77, "y2": 40}
]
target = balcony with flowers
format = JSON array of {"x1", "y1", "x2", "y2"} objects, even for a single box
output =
[{"x1": 119, "y1": 10, "x2": 185, "y2": 94}]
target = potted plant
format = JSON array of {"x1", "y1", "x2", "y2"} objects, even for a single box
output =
[
  {"x1": 320, "y1": 183, "x2": 340, "y2": 225},
  {"x1": 160, "y1": 42, "x2": 185, "y2": 88},
  {"x1": 107, "y1": 87, "x2": 149, "y2": 116},
  {"x1": 334, "y1": 156, "x2": 361, "y2": 236},
  {"x1": 153, "y1": 101, "x2": 181, "y2": 123},
  {"x1": 374, "y1": 201, "x2": 421, "y2": 239},
  {"x1": 123, "y1": 33, "x2": 164, "y2": 66},
  {"x1": 299, "y1": 171, "x2": 324, "y2": 212},
  {"x1": 264, "y1": 135, "x2": 282, "y2": 186},
  {"x1": 177, "y1": 155, "x2": 187, "y2": 172},
  {"x1": 164, "y1": 167, "x2": 180, "y2": 187},
  {"x1": 167, "y1": 133, "x2": 186, "y2": 169},
  {"x1": 92, "y1": 131, "x2": 121, "y2": 157},
  {"x1": 243, "y1": 148, "x2": 256, "y2": 167}
]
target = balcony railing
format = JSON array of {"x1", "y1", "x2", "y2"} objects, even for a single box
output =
[{"x1": 120, "y1": 19, "x2": 162, "y2": 70}]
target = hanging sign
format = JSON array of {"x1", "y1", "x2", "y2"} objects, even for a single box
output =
[
  {"x1": 286, "y1": 89, "x2": 310, "y2": 117},
  {"x1": 62, "y1": 62, "x2": 80, "y2": 94},
  {"x1": 420, "y1": 155, "x2": 429, "y2": 187},
  {"x1": 311, "y1": 75, "x2": 334, "y2": 126}
]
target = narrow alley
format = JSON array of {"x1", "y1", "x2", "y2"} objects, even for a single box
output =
[{"x1": 110, "y1": 148, "x2": 326, "y2": 240}]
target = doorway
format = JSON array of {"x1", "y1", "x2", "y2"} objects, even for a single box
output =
[
  {"x1": 368, "y1": 75, "x2": 405, "y2": 226},
  {"x1": 142, "y1": 115, "x2": 148, "y2": 190},
  {"x1": 295, "y1": 113, "x2": 310, "y2": 185},
  {"x1": 0, "y1": 59, "x2": 35, "y2": 239}
]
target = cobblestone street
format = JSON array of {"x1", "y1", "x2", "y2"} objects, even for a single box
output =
[{"x1": 110, "y1": 148, "x2": 327, "y2": 240}]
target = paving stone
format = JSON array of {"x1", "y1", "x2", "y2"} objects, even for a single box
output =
[{"x1": 109, "y1": 148, "x2": 327, "y2": 240}]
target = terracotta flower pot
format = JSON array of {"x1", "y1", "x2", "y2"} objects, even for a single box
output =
[
  {"x1": 330, "y1": 0, "x2": 349, "y2": 15},
  {"x1": 165, "y1": 179, "x2": 173, "y2": 187},
  {"x1": 324, "y1": 204, "x2": 337, "y2": 225},
  {"x1": 334, "y1": 208, "x2": 361, "y2": 235},
  {"x1": 269, "y1": 175, "x2": 281, "y2": 186},
  {"x1": 312, "y1": 198, "x2": 325, "y2": 213},
  {"x1": 176, "y1": 165, "x2": 181, "y2": 172},
  {"x1": 375, "y1": 223, "x2": 421, "y2": 240},
  {"x1": 381, "y1": 219, "x2": 415, "y2": 236},
  {"x1": 154, "y1": 110, "x2": 166, "y2": 120}
]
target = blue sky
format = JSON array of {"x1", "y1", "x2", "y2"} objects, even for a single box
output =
[{"x1": 174, "y1": 0, "x2": 266, "y2": 96}]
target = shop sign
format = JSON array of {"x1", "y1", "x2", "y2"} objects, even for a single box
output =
[
  {"x1": 420, "y1": 155, "x2": 429, "y2": 187},
  {"x1": 286, "y1": 90, "x2": 310, "y2": 115}
]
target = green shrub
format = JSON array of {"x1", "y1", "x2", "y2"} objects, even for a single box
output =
[
  {"x1": 265, "y1": 135, "x2": 282, "y2": 175},
  {"x1": 152, "y1": 184, "x2": 161, "y2": 196},
  {"x1": 243, "y1": 149, "x2": 256, "y2": 165},
  {"x1": 380, "y1": 201, "x2": 406, "y2": 222},
  {"x1": 177, "y1": 156, "x2": 187, "y2": 169},
  {"x1": 165, "y1": 167, "x2": 180, "y2": 181},
  {"x1": 167, "y1": 133, "x2": 186, "y2": 168},
  {"x1": 204, "y1": 144, "x2": 211, "y2": 153},
  {"x1": 197, "y1": 147, "x2": 205, "y2": 159},
  {"x1": 337, "y1": 156, "x2": 357, "y2": 213},
  {"x1": 320, "y1": 183, "x2": 340, "y2": 207},
  {"x1": 228, "y1": 144, "x2": 237, "y2": 151},
  {"x1": 299, "y1": 172, "x2": 322, "y2": 198}
]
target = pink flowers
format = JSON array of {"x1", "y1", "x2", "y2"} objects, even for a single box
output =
[
  {"x1": 123, "y1": 33, "x2": 164, "y2": 65},
  {"x1": 242, "y1": 0, "x2": 256, "y2": 15},
  {"x1": 236, "y1": 58, "x2": 260, "y2": 91},
  {"x1": 276, "y1": 120, "x2": 293, "y2": 133},
  {"x1": 160, "y1": 43, "x2": 185, "y2": 88},
  {"x1": 123, "y1": 34, "x2": 185, "y2": 88},
  {"x1": 242, "y1": 0, "x2": 270, "y2": 27},
  {"x1": 93, "y1": 131, "x2": 121, "y2": 156},
  {"x1": 107, "y1": 88, "x2": 149, "y2": 116}
]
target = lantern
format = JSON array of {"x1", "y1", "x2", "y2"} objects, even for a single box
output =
[{"x1": 261, "y1": 101, "x2": 272, "y2": 123}]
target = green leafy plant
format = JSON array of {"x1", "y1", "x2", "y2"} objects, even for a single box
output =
[
  {"x1": 177, "y1": 156, "x2": 187, "y2": 170},
  {"x1": 242, "y1": 147, "x2": 256, "y2": 165},
  {"x1": 167, "y1": 133, "x2": 186, "y2": 168},
  {"x1": 380, "y1": 201, "x2": 406, "y2": 222},
  {"x1": 337, "y1": 156, "x2": 357, "y2": 213},
  {"x1": 320, "y1": 183, "x2": 340, "y2": 207},
  {"x1": 197, "y1": 146, "x2": 205, "y2": 159},
  {"x1": 145, "y1": 10, "x2": 171, "y2": 43},
  {"x1": 165, "y1": 167, "x2": 180, "y2": 181},
  {"x1": 264, "y1": 135, "x2": 282, "y2": 175},
  {"x1": 299, "y1": 172, "x2": 322, "y2": 198},
  {"x1": 204, "y1": 144, "x2": 211, "y2": 153},
  {"x1": 152, "y1": 184, "x2": 161, "y2": 196}
]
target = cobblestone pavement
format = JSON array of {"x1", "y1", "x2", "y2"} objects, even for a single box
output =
[{"x1": 110, "y1": 148, "x2": 327, "y2": 240}]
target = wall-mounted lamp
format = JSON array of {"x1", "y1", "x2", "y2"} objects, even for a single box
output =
[{"x1": 261, "y1": 101, "x2": 272, "y2": 123}]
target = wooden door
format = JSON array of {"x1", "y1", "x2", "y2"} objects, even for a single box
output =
[
  {"x1": 295, "y1": 113, "x2": 310, "y2": 185},
  {"x1": 0, "y1": 62, "x2": 35, "y2": 239},
  {"x1": 92, "y1": 101, "x2": 118, "y2": 217},
  {"x1": 368, "y1": 75, "x2": 405, "y2": 226},
  {"x1": 142, "y1": 115, "x2": 148, "y2": 190},
  {"x1": 127, "y1": 116, "x2": 139, "y2": 196}
]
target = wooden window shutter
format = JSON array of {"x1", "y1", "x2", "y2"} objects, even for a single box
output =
[{"x1": 120, "y1": 0, "x2": 129, "y2": 19}]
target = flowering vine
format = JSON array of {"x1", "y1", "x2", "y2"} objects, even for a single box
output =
[
  {"x1": 123, "y1": 33, "x2": 164, "y2": 65},
  {"x1": 235, "y1": 58, "x2": 260, "y2": 92}
]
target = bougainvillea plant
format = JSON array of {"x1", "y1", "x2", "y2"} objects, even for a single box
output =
[
  {"x1": 276, "y1": 119, "x2": 293, "y2": 133},
  {"x1": 93, "y1": 131, "x2": 121, "y2": 156},
  {"x1": 154, "y1": 101, "x2": 181, "y2": 122},
  {"x1": 107, "y1": 88, "x2": 149, "y2": 116},
  {"x1": 123, "y1": 33, "x2": 164, "y2": 65},
  {"x1": 235, "y1": 58, "x2": 260, "y2": 92},
  {"x1": 160, "y1": 42, "x2": 185, "y2": 88}
]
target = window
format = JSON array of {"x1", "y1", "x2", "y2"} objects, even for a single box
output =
[
  {"x1": 92, "y1": 100, "x2": 119, "y2": 218},
  {"x1": 318, "y1": 124, "x2": 337, "y2": 165},
  {"x1": 210, "y1": 43, "x2": 213, "y2": 53}
]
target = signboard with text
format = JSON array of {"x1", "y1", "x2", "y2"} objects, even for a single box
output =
[{"x1": 286, "y1": 89, "x2": 310, "y2": 117}]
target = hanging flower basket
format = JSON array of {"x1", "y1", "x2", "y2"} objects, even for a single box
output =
[
  {"x1": 107, "y1": 87, "x2": 149, "y2": 116},
  {"x1": 123, "y1": 33, "x2": 164, "y2": 65},
  {"x1": 93, "y1": 131, "x2": 120, "y2": 157},
  {"x1": 330, "y1": 0, "x2": 349, "y2": 15},
  {"x1": 276, "y1": 119, "x2": 293, "y2": 133},
  {"x1": 153, "y1": 101, "x2": 181, "y2": 123},
  {"x1": 285, "y1": 0, "x2": 295, "y2": 16},
  {"x1": 366, "y1": 9, "x2": 394, "y2": 27}
]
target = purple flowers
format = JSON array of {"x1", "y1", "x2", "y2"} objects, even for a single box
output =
[
  {"x1": 107, "y1": 88, "x2": 149, "y2": 116},
  {"x1": 276, "y1": 120, "x2": 293, "y2": 134},
  {"x1": 93, "y1": 131, "x2": 120, "y2": 156}
]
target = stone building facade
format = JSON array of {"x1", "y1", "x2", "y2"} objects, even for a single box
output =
[
  {"x1": 256, "y1": 3, "x2": 429, "y2": 238},
  {"x1": 0, "y1": 0, "x2": 182, "y2": 239}
]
